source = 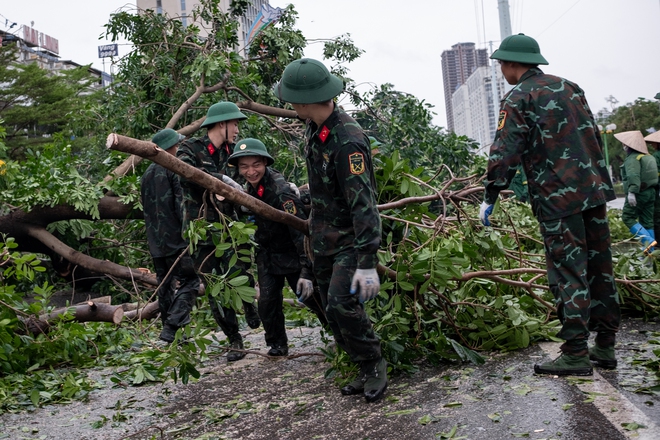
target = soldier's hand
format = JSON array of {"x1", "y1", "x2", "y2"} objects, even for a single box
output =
[
  {"x1": 350, "y1": 268, "x2": 380, "y2": 303},
  {"x1": 628, "y1": 192, "x2": 637, "y2": 207},
  {"x1": 288, "y1": 182, "x2": 301, "y2": 198},
  {"x1": 479, "y1": 201, "x2": 494, "y2": 226},
  {"x1": 221, "y1": 174, "x2": 244, "y2": 192},
  {"x1": 296, "y1": 278, "x2": 314, "y2": 302}
]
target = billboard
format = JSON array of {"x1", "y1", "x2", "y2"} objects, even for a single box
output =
[
  {"x1": 98, "y1": 44, "x2": 118, "y2": 58},
  {"x1": 22, "y1": 26, "x2": 59, "y2": 55}
]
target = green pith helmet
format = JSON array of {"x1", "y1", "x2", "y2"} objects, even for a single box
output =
[
  {"x1": 490, "y1": 33, "x2": 548, "y2": 65},
  {"x1": 273, "y1": 58, "x2": 344, "y2": 104},
  {"x1": 655, "y1": 92, "x2": 660, "y2": 100},
  {"x1": 228, "y1": 138, "x2": 274, "y2": 166},
  {"x1": 152, "y1": 128, "x2": 185, "y2": 150},
  {"x1": 200, "y1": 101, "x2": 247, "y2": 128}
]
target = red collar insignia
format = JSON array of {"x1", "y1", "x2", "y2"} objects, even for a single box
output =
[
  {"x1": 207, "y1": 143, "x2": 216, "y2": 156},
  {"x1": 257, "y1": 185, "x2": 264, "y2": 198},
  {"x1": 319, "y1": 125, "x2": 330, "y2": 143}
]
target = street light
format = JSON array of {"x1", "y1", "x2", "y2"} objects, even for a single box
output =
[{"x1": 598, "y1": 123, "x2": 617, "y2": 169}]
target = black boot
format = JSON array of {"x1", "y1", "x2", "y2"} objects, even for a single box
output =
[
  {"x1": 244, "y1": 302, "x2": 261, "y2": 329},
  {"x1": 340, "y1": 370, "x2": 366, "y2": 396},
  {"x1": 363, "y1": 358, "x2": 388, "y2": 403},
  {"x1": 159, "y1": 324, "x2": 177, "y2": 343},
  {"x1": 267, "y1": 344, "x2": 289, "y2": 356},
  {"x1": 227, "y1": 335, "x2": 246, "y2": 362}
]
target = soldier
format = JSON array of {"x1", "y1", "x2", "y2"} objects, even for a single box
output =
[
  {"x1": 615, "y1": 130, "x2": 658, "y2": 252},
  {"x1": 274, "y1": 58, "x2": 387, "y2": 403},
  {"x1": 176, "y1": 102, "x2": 260, "y2": 362},
  {"x1": 643, "y1": 130, "x2": 660, "y2": 242},
  {"x1": 479, "y1": 34, "x2": 620, "y2": 375},
  {"x1": 141, "y1": 128, "x2": 200, "y2": 343},
  {"x1": 228, "y1": 138, "x2": 328, "y2": 356}
]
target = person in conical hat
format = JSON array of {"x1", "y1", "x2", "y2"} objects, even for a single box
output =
[
  {"x1": 616, "y1": 130, "x2": 658, "y2": 253},
  {"x1": 644, "y1": 131, "x2": 660, "y2": 242}
]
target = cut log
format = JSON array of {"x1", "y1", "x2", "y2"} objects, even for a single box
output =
[
  {"x1": 25, "y1": 301, "x2": 124, "y2": 334},
  {"x1": 124, "y1": 301, "x2": 160, "y2": 321}
]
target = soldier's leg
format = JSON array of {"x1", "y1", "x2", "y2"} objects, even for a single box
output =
[
  {"x1": 152, "y1": 256, "x2": 174, "y2": 327},
  {"x1": 325, "y1": 249, "x2": 381, "y2": 363},
  {"x1": 584, "y1": 205, "x2": 620, "y2": 369},
  {"x1": 621, "y1": 200, "x2": 638, "y2": 230},
  {"x1": 539, "y1": 213, "x2": 591, "y2": 356},
  {"x1": 166, "y1": 253, "x2": 200, "y2": 329},
  {"x1": 256, "y1": 259, "x2": 288, "y2": 349},
  {"x1": 534, "y1": 213, "x2": 594, "y2": 375},
  {"x1": 313, "y1": 255, "x2": 347, "y2": 352},
  {"x1": 234, "y1": 244, "x2": 260, "y2": 329}
]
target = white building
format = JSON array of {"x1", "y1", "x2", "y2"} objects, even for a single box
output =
[
  {"x1": 136, "y1": 0, "x2": 271, "y2": 57},
  {"x1": 452, "y1": 64, "x2": 506, "y2": 155}
]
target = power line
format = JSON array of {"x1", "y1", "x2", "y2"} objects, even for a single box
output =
[{"x1": 537, "y1": 0, "x2": 583, "y2": 36}]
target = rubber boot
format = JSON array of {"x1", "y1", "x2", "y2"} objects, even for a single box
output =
[
  {"x1": 363, "y1": 358, "x2": 388, "y2": 403},
  {"x1": 534, "y1": 352, "x2": 592, "y2": 376},
  {"x1": 340, "y1": 368, "x2": 367, "y2": 396},
  {"x1": 630, "y1": 223, "x2": 656, "y2": 254},
  {"x1": 227, "y1": 335, "x2": 246, "y2": 362},
  {"x1": 589, "y1": 345, "x2": 617, "y2": 369}
]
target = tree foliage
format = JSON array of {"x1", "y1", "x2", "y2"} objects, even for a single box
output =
[
  {"x1": 0, "y1": 44, "x2": 101, "y2": 160},
  {"x1": 0, "y1": 2, "x2": 658, "y2": 413}
]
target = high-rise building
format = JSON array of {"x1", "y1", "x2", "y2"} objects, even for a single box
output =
[
  {"x1": 136, "y1": 0, "x2": 270, "y2": 56},
  {"x1": 440, "y1": 42, "x2": 489, "y2": 132},
  {"x1": 452, "y1": 65, "x2": 506, "y2": 154}
]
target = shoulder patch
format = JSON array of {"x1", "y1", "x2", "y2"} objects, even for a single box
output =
[
  {"x1": 348, "y1": 152, "x2": 365, "y2": 175},
  {"x1": 497, "y1": 110, "x2": 507, "y2": 130},
  {"x1": 282, "y1": 199, "x2": 297, "y2": 215}
]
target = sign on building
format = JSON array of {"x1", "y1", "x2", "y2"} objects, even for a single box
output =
[{"x1": 98, "y1": 44, "x2": 118, "y2": 58}]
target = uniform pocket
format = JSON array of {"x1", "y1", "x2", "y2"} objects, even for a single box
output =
[{"x1": 540, "y1": 218, "x2": 566, "y2": 262}]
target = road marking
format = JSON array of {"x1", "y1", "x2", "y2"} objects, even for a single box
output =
[{"x1": 538, "y1": 342, "x2": 659, "y2": 440}]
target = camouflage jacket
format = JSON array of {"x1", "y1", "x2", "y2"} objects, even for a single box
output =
[
  {"x1": 140, "y1": 163, "x2": 187, "y2": 257},
  {"x1": 484, "y1": 68, "x2": 615, "y2": 221},
  {"x1": 653, "y1": 150, "x2": 660, "y2": 177},
  {"x1": 621, "y1": 152, "x2": 658, "y2": 194},
  {"x1": 175, "y1": 134, "x2": 239, "y2": 231},
  {"x1": 248, "y1": 168, "x2": 313, "y2": 279},
  {"x1": 304, "y1": 104, "x2": 381, "y2": 269}
]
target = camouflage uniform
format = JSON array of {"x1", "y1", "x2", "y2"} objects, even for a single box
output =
[
  {"x1": 484, "y1": 67, "x2": 620, "y2": 355},
  {"x1": 176, "y1": 135, "x2": 257, "y2": 341},
  {"x1": 304, "y1": 104, "x2": 382, "y2": 363},
  {"x1": 508, "y1": 167, "x2": 529, "y2": 203},
  {"x1": 140, "y1": 162, "x2": 199, "y2": 337},
  {"x1": 621, "y1": 151, "x2": 659, "y2": 230},
  {"x1": 652, "y1": 149, "x2": 660, "y2": 238},
  {"x1": 248, "y1": 167, "x2": 327, "y2": 349}
]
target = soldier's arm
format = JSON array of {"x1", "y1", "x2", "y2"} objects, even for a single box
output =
[
  {"x1": 279, "y1": 185, "x2": 314, "y2": 280},
  {"x1": 484, "y1": 101, "x2": 528, "y2": 205},
  {"x1": 335, "y1": 142, "x2": 381, "y2": 270}
]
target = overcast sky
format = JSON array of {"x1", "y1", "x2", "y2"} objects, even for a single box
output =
[{"x1": 2, "y1": 1, "x2": 659, "y2": 128}]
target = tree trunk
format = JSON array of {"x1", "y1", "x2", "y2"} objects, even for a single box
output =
[{"x1": 25, "y1": 301, "x2": 124, "y2": 334}]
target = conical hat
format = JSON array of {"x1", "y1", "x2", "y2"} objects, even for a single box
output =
[
  {"x1": 644, "y1": 131, "x2": 660, "y2": 144},
  {"x1": 614, "y1": 130, "x2": 648, "y2": 154}
]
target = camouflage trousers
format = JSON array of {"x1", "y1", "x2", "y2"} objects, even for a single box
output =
[
  {"x1": 256, "y1": 261, "x2": 328, "y2": 348},
  {"x1": 153, "y1": 251, "x2": 199, "y2": 330},
  {"x1": 313, "y1": 249, "x2": 381, "y2": 363},
  {"x1": 539, "y1": 204, "x2": 620, "y2": 355},
  {"x1": 193, "y1": 244, "x2": 256, "y2": 341},
  {"x1": 622, "y1": 187, "x2": 656, "y2": 230}
]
